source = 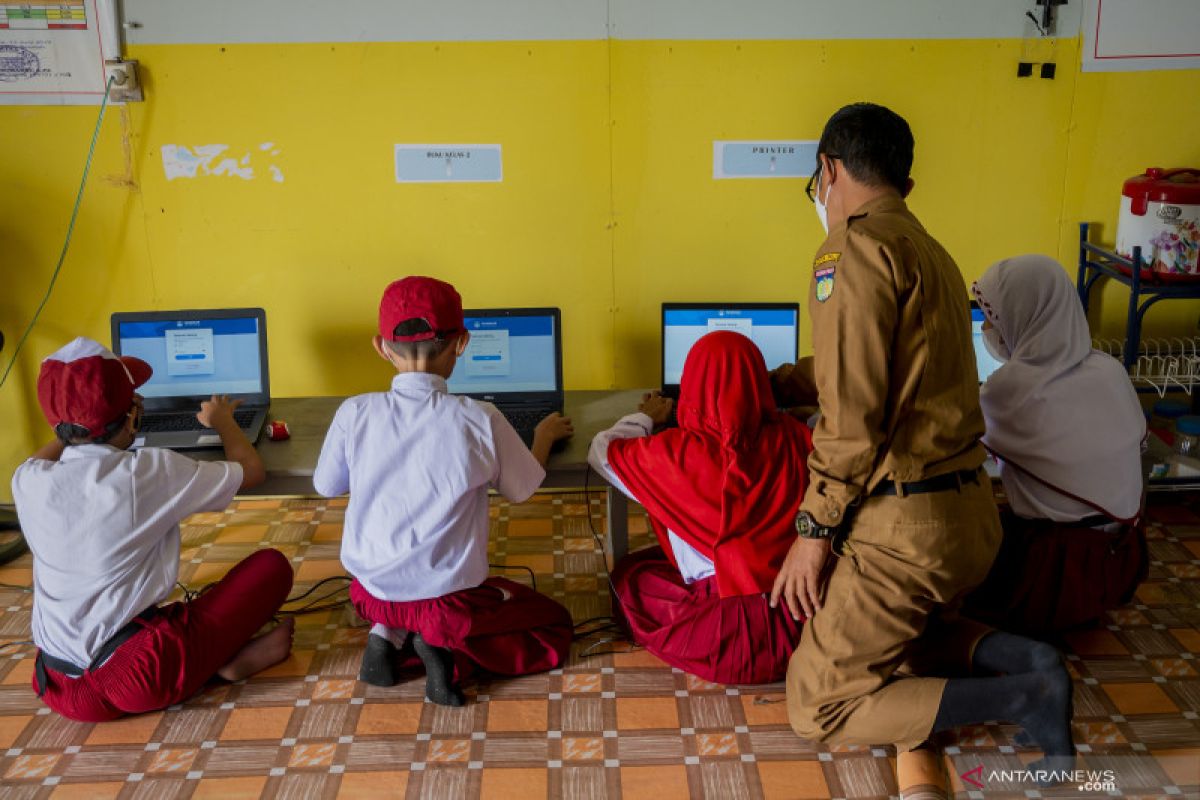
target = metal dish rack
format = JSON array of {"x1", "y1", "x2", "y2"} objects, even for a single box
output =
[
  {"x1": 1092, "y1": 336, "x2": 1200, "y2": 397},
  {"x1": 1077, "y1": 222, "x2": 1200, "y2": 401}
]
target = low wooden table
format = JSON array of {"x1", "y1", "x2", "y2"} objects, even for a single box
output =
[
  {"x1": 200, "y1": 392, "x2": 1196, "y2": 565},
  {"x1": 203, "y1": 391, "x2": 647, "y2": 562}
]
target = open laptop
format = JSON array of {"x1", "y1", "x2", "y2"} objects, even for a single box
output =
[
  {"x1": 111, "y1": 308, "x2": 270, "y2": 449},
  {"x1": 970, "y1": 300, "x2": 1004, "y2": 384},
  {"x1": 661, "y1": 302, "x2": 800, "y2": 398},
  {"x1": 446, "y1": 307, "x2": 564, "y2": 446}
]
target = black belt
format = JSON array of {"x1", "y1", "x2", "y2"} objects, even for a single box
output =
[
  {"x1": 870, "y1": 468, "x2": 982, "y2": 497},
  {"x1": 35, "y1": 606, "x2": 158, "y2": 697}
]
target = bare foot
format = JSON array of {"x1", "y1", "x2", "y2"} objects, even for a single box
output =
[{"x1": 217, "y1": 617, "x2": 295, "y2": 682}]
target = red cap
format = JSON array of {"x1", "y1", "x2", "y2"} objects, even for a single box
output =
[
  {"x1": 37, "y1": 337, "x2": 152, "y2": 437},
  {"x1": 379, "y1": 276, "x2": 464, "y2": 342}
]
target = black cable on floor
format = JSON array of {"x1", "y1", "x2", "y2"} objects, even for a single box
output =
[{"x1": 488, "y1": 563, "x2": 537, "y2": 592}]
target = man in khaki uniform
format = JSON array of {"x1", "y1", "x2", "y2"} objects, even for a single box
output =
[{"x1": 770, "y1": 104, "x2": 1075, "y2": 796}]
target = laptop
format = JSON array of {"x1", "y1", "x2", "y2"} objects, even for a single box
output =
[
  {"x1": 111, "y1": 308, "x2": 270, "y2": 449},
  {"x1": 446, "y1": 307, "x2": 564, "y2": 446},
  {"x1": 970, "y1": 300, "x2": 1004, "y2": 384},
  {"x1": 661, "y1": 302, "x2": 800, "y2": 398}
]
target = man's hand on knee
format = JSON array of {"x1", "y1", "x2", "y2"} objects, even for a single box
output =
[{"x1": 770, "y1": 538, "x2": 832, "y2": 621}]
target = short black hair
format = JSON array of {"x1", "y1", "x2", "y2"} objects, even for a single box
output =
[
  {"x1": 54, "y1": 414, "x2": 126, "y2": 446},
  {"x1": 817, "y1": 103, "x2": 914, "y2": 195},
  {"x1": 385, "y1": 318, "x2": 455, "y2": 360}
]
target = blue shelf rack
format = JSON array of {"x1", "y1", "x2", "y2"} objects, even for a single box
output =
[{"x1": 1076, "y1": 221, "x2": 1200, "y2": 374}]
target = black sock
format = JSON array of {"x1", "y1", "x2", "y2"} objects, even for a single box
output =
[
  {"x1": 358, "y1": 633, "x2": 399, "y2": 687},
  {"x1": 413, "y1": 633, "x2": 465, "y2": 707},
  {"x1": 934, "y1": 667, "x2": 1075, "y2": 785},
  {"x1": 973, "y1": 631, "x2": 1069, "y2": 748},
  {"x1": 973, "y1": 631, "x2": 1064, "y2": 675}
]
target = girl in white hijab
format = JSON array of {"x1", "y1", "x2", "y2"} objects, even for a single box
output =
[
  {"x1": 966, "y1": 255, "x2": 1149, "y2": 637},
  {"x1": 972, "y1": 254, "x2": 1145, "y2": 524}
]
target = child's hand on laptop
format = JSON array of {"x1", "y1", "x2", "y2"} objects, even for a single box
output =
[
  {"x1": 638, "y1": 391, "x2": 674, "y2": 427},
  {"x1": 534, "y1": 412, "x2": 574, "y2": 443},
  {"x1": 197, "y1": 395, "x2": 244, "y2": 431},
  {"x1": 530, "y1": 412, "x2": 573, "y2": 468}
]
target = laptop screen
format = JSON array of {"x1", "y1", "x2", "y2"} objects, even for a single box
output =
[
  {"x1": 663, "y1": 305, "x2": 799, "y2": 386},
  {"x1": 116, "y1": 316, "x2": 265, "y2": 398},
  {"x1": 447, "y1": 312, "x2": 559, "y2": 395},
  {"x1": 970, "y1": 303, "x2": 1004, "y2": 384}
]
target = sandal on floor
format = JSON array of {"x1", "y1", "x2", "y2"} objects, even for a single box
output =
[{"x1": 897, "y1": 745, "x2": 950, "y2": 800}]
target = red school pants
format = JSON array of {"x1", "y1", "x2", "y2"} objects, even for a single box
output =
[
  {"x1": 350, "y1": 577, "x2": 572, "y2": 677},
  {"x1": 611, "y1": 546, "x2": 803, "y2": 686},
  {"x1": 33, "y1": 548, "x2": 294, "y2": 722}
]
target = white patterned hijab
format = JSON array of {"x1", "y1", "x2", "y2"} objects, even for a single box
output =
[{"x1": 972, "y1": 255, "x2": 1145, "y2": 522}]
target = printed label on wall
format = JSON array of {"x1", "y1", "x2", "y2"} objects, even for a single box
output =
[
  {"x1": 713, "y1": 141, "x2": 818, "y2": 180},
  {"x1": 0, "y1": 0, "x2": 119, "y2": 105},
  {"x1": 395, "y1": 144, "x2": 503, "y2": 183}
]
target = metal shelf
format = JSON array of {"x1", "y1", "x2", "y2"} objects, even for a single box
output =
[{"x1": 1076, "y1": 222, "x2": 1200, "y2": 402}]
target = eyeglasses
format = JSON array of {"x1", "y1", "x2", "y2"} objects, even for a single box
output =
[
  {"x1": 127, "y1": 397, "x2": 143, "y2": 432},
  {"x1": 805, "y1": 154, "x2": 839, "y2": 203}
]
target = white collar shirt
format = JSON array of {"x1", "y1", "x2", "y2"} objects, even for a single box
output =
[
  {"x1": 313, "y1": 372, "x2": 545, "y2": 602},
  {"x1": 11, "y1": 444, "x2": 242, "y2": 667}
]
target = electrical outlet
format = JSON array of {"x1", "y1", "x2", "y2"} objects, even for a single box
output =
[{"x1": 103, "y1": 59, "x2": 143, "y2": 102}]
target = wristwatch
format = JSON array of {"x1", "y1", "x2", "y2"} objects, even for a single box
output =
[{"x1": 794, "y1": 510, "x2": 836, "y2": 540}]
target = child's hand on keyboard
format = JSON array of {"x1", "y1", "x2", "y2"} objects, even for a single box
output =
[
  {"x1": 530, "y1": 412, "x2": 574, "y2": 467},
  {"x1": 534, "y1": 412, "x2": 574, "y2": 443},
  {"x1": 197, "y1": 395, "x2": 244, "y2": 431},
  {"x1": 638, "y1": 391, "x2": 674, "y2": 427}
]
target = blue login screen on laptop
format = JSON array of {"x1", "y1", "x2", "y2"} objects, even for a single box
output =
[
  {"x1": 118, "y1": 318, "x2": 264, "y2": 397},
  {"x1": 447, "y1": 315, "x2": 558, "y2": 394},
  {"x1": 663, "y1": 307, "x2": 798, "y2": 385},
  {"x1": 971, "y1": 307, "x2": 1004, "y2": 384}
]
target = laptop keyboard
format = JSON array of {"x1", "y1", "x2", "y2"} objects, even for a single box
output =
[
  {"x1": 141, "y1": 409, "x2": 258, "y2": 434},
  {"x1": 505, "y1": 408, "x2": 551, "y2": 435}
]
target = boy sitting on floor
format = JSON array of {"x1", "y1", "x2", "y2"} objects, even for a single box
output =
[
  {"x1": 314, "y1": 276, "x2": 574, "y2": 706},
  {"x1": 12, "y1": 338, "x2": 295, "y2": 722}
]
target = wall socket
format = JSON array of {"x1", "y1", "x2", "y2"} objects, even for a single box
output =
[{"x1": 103, "y1": 59, "x2": 143, "y2": 102}]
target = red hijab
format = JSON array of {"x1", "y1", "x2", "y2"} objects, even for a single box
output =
[{"x1": 608, "y1": 331, "x2": 812, "y2": 598}]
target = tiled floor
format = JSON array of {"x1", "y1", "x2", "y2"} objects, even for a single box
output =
[{"x1": 0, "y1": 492, "x2": 1198, "y2": 799}]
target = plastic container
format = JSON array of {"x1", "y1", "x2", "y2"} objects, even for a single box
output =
[
  {"x1": 1151, "y1": 399, "x2": 1190, "y2": 432},
  {"x1": 1176, "y1": 415, "x2": 1200, "y2": 458}
]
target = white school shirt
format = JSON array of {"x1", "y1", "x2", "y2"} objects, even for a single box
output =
[
  {"x1": 11, "y1": 445, "x2": 242, "y2": 668},
  {"x1": 313, "y1": 372, "x2": 545, "y2": 602},
  {"x1": 587, "y1": 413, "x2": 716, "y2": 584}
]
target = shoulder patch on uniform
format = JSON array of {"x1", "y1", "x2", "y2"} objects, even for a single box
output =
[
  {"x1": 814, "y1": 266, "x2": 835, "y2": 302},
  {"x1": 813, "y1": 251, "x2": 840, "y2": 268}
]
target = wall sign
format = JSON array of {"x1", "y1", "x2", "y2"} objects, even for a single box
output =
[
  {"x1": 713, "y1": 140, "x2": 818, "y2": 180},
  {"x1": 395, "y1": 144, "x2": 503, "y2": 183}
]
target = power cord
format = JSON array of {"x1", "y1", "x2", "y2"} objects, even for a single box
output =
[
  {"x1": 179, "y1": 575, "x2": 355, "y2": 616},
  {"x1": 0, "y1": 75, "x2": 116, "y2": 388},
  {"x1": 574, "y1": 468, "x2": 639, "y2": 656},
  {"x1": 488, "y1": 563, "x2": 537, "y2": 591}
]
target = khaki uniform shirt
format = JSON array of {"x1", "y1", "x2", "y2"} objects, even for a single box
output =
[{"x1": 798, "y1": 195, "x2": 985, "y2": 528}]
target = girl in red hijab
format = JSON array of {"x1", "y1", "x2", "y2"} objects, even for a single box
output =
[{"x1": 587, "y1": 331, "x2": 813, "y2": 684}]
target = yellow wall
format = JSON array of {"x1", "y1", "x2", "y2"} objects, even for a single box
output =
[{"x1": 2, "y1": 36, "x2": 1199, "y2": 500}]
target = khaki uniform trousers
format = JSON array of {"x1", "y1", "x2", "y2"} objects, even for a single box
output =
[{"x1": 786, "y1": 476, "x2": 1002, "y2": 752}]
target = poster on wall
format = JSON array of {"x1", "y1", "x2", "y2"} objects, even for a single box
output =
[
  {"x1": 0, "y1": 0, "x2": 120, "y2": 105},
  {"x1": 1082, "y1": 0, "x2": 1200, "y2": 72}
]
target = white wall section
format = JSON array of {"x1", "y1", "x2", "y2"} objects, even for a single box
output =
[{"x1": 120, "y1": 0, "x2": 1087, "y2": 45}]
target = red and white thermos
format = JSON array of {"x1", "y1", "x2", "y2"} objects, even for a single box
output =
[{"x1": 1117, "y1": 167, "x2": 1200, "y2": 277}]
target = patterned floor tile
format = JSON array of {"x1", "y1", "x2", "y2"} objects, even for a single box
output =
[{"x1": 0, "y1": 491, "x2": 1196, "y2": 798}]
